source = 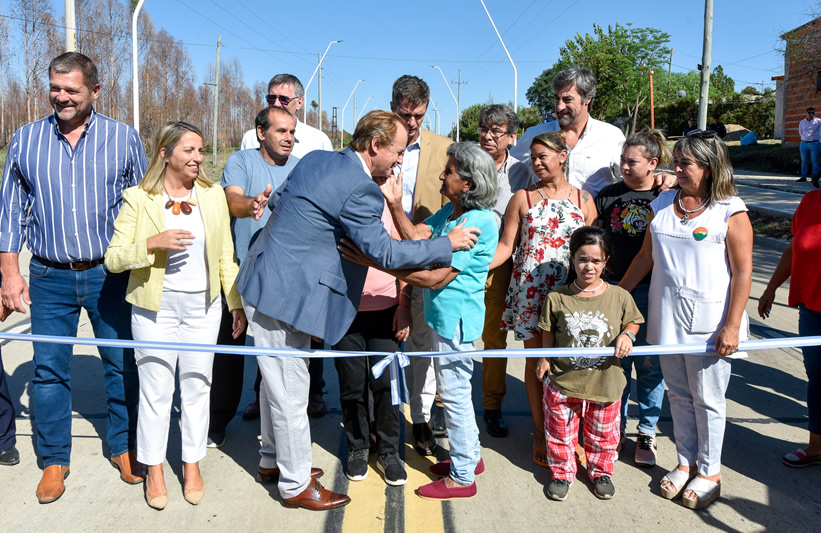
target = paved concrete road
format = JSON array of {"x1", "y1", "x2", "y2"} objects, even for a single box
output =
[{"x1": 1, "y1": 180, "x2": 818, "y2": 532}]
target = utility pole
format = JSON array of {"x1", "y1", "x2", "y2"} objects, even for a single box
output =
[
  {"x1": 667, "y1": 48, "x2": 674, "y2": 100},
  {"x1": 697, "y1": 0, "x2": 713, "y2": 130},
  {"x1": 452, "y1": 69, "x2": 467, "y2": 142},
  {"x1": 432, "y1": 101, "x2": 440, "y2": 135},
  {"x1": 649, "y1": 70, "x2": 655, "y2": 129},
  {"x1": 212, "y1": 35, "x2": 221, "y2": 166},
  {"x1": 353, "y1": 93, "x2": 357, "y2": 133},
  {"x1": 65, "y1": 0, "x2": 77, "y2": 52}
]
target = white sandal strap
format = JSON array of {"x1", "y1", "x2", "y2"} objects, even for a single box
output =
[
  {"x1": 684, "y1": 476, "x2": 720, "y2": 498},
  {"x1": 661, "y1": 468, "x2": 691, "y2": 490}
]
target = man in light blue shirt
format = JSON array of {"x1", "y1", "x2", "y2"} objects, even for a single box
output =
[
  {"x1": 208, "y1": 107, "x2": 299, "y2": 447},
  {"x1": 0, "y1": 52, "x2": 146, "y2": 503}
]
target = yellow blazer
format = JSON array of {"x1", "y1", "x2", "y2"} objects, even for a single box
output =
[
  {"x1": 411, "y1": 128, "x2": 453, "y2": 224},
  {"x1": 104, "y1": 182, "x2": 241, "y2": 312}
]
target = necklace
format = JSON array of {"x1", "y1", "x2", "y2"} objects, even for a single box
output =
[
  {"x1": 164, "y1": 188, "x2": 197, "y2": 215},
  {"x1": 676, "y1": 190, "x2": 710, "y2": 225},
  {"x1": 537, "y1": 181, "x2": 569, "y2": 201},
  {"x1": 573, "y1": 279, "x2": 604, "y2": 293}
]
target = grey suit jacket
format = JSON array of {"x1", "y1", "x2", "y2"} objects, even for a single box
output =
[{"x1": 236, "y1": 148, "x2": 452, "y2": 345}]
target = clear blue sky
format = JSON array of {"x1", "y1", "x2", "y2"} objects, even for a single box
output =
[{"x1": 49, "y1": 0, "x2": 819, "y2": 133}]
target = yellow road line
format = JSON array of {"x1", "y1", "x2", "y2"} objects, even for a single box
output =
[{"x1": 340, "y1": 405, "x2": 446, "y2": 533}]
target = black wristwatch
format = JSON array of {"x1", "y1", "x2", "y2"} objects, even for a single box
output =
[{"x1": 619, "y1": 331, "x2": 637, "y2": 343}]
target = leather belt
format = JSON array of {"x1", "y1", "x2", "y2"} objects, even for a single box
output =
[{"x1": 32, "y1": 255, "x2": 103, "y2": 271}]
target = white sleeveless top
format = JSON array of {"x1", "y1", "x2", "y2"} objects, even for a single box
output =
[{"x1": 647, "y1": 190, "x2": 749, "y2": 346}]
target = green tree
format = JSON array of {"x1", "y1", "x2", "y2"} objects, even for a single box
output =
[{"x1": 526, "y1": 23, "x2": 670, "y2": 132}]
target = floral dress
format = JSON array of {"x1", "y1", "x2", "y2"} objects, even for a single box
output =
[{"x1": 500, "y1": 186, "x2": 585, "y2": 341}]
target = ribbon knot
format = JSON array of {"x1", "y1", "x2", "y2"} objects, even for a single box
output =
[{"x1": 372, "y1": 351, "x2": 410, "y2": 405}]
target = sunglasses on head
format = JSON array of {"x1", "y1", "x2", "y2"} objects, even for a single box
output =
[
  {"x1": 266, "y1": 94, "x2": 299, "y2": 106},
  {"x1": 686, "y1": 128, "x2": 717, "y2": 139}
]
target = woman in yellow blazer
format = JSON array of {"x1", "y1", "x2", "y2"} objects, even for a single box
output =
[{"x1": 106, "y1": 121, "x2": 245, "y2": 510}]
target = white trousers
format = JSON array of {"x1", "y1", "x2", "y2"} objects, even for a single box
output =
[
  {"x1": 132, "y1": 290, "x2": 221, "y2": 466},
  {"x1": 407, "y1": 289, "x2": 437, "y2": 424},
  {"x1": 242, "y1": 297, "x2": 312, "y2": 499},
  {"x1": 660, "y1": 353, "x2": 731, "y2": 477}
]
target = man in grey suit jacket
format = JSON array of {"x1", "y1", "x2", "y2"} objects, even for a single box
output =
[{"x1": 237, "y1": 110, "x2": 479, "y2": 510}]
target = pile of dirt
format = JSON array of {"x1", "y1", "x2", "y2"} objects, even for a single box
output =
[{"x1": 723, "y1": 124, "x2": 750, "y2": 142}]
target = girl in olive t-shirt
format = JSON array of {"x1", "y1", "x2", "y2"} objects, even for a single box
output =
[{"x1": 536, "y1": 227, "x2": 643, "y2": 502}]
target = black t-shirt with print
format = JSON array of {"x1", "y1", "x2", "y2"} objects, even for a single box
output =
[{"x1": 595, "y1": 181, "x2": 658, "y2": 284}]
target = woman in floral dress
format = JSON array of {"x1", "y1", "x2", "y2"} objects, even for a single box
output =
[{"x1": 490, "y1": 131, "x2": 596, "y2": 465}]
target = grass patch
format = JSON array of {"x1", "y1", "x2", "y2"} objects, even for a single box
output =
[
  {"x1": 727, "y1": 142, "x2": 801, "y2": 175},
  {"x1": 749, "y1": 209, "x2": 792, "y2": 240}
]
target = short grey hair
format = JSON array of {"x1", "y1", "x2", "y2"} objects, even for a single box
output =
[
  {"x1": 478, "y1": 104, "x2": 519, "y2": 133},
  {"x1": 391, "y1": 75, "x2": 430, "y2": 106},
  {"x1": 447, "y1": 142, "x2": 498, "y2": 211},
  {"x1": 553, "y1": 65, "x2": 597, "y2": 102},
  {"x1": 268, "y1": 73, "x2": 304, "y2": 98}
]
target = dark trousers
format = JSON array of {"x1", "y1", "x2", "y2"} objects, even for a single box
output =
[
  {"x1": 333, "y1": 306, "x2": 401, "y2": 455},
  {"x1": 0, "y1": 348, "x2": 16, "y2": 450},
  {"x1": 209, "y1": 296, "x2": 247, "y2": 434}
]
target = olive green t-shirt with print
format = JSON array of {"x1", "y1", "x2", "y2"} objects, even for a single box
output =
[{"x1": 538, "y1": 284, "x2": 644, "y2": 403}]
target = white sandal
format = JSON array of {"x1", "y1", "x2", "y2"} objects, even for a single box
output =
[
  {"x1": 660, "y1": 468, "x2": 695, "y2": 500},
  {"x1": 682, "y1": 476, "x2": 721, "y2": 510}
]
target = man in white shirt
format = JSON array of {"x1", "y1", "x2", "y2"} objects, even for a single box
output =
[
  {"x1": 238, "y1": 74, "x2": 332, "y2": 420},
  {"x1": 389, "y1": 75, "x2": 452, "y2": 456},
  {"x1": 239, "y1": 74, "x2": 332, "y2": 158},
  {"x1": 798, "y1": 106, "x2": 821, "y2": 188},
  {"x1": 510, "y1": 65, "x2": 624, "y2": 197}
]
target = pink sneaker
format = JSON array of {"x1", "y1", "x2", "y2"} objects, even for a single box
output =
[
  {"x1": 417, "y1": 478, "x2": 477, "y2": 500},
  {"x1": 634, "y1": 433, "x2": 657, "y2": 466},
  {"x1": 429, "y1": 458, "x2": 485, "y2": 478}
]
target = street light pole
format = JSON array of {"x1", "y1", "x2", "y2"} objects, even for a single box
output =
[
  {"x1": 303, "y1": 40, "x2": 342, "y2": 123},
  {"x1": 432, "y1": 65, "x2": 459, "y2": 141},
  {"x1": 357, "y1": 96, "x2": 373, "y2": 121},
  {"x1": 65, "y1": 0, "x2": 76, "y2": 52},
  {"x1": 479, "y1": 0, "x2": 517, "y2": 112},
  {"x1": 131, "y1": 0, "x2": 146, "y2": 132},
  {"x1": 340, "y1": 79, "x2": 363, "y2": 149}
]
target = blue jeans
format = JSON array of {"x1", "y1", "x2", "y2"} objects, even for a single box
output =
[
  {"x1": 800, "y1": 141, "x2": 820, "y2": 180},
  {"x1": 799, "y1": 304, "x2": 821, "y2": 434},
  {"x1": 431, "y1": 322, "x2": 481, "y2": 485},
  {"x1": 29, "y1": 259, "x2": 137, "y2": 466},
  {"x1": 620, "y1": 284, "x2": 665, "y2": 436}
]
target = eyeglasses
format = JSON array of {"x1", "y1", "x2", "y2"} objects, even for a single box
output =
[
  {"x1": 266, "y1": 94, "x2": 299, "y2": 106},
  {"x1": 478, "y1": 126, "x2": 513, "y2": 138},
  {"x1": 809, "y1": 111, "x2": 816, "y2": 115},
  {"x1": 685, "y1": 128, "x2": 717, "y2": 139}
]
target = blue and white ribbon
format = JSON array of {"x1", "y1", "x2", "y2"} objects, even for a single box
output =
[
  {"x1": 1, "y1": 332, "x2": 820, "y2": 407},
  {"x1": 371, "y1": 351, "x2": 410, "y2": 406}
]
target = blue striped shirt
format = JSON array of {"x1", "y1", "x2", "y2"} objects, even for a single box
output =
[{"x1": 0, "y1": 110, "x2": 147, "y2": 262}]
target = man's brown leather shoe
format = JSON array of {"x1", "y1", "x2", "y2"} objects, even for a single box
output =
[
  {"x1": 282, "y1": 479, "x2": 350, "y2": 511},
  {"x1": 36, "y1": 465, "x2": 70, "y2": 504},
  {"x1": 258, "y1": 466, "x2": 323, "y2": 483},
  {"x1": 111, "y1": 450, "x2": 146, "y2": 484}
]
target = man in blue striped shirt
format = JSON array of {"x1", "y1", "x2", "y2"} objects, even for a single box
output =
[{"x1": 0, "y1": 52, "x2": 147, "y2": 504}]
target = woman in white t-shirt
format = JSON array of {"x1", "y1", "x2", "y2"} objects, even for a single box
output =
[
  {"x1": 106, "y1": 121, "x2": 245, "y2": 510},
  {"x1": 620, "y1": 130, "x2": 752, "y2": 510}
]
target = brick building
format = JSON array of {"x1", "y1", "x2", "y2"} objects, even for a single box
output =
[{"x1": 777, "y1": 17, "x2": 821, "y2": 144}]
